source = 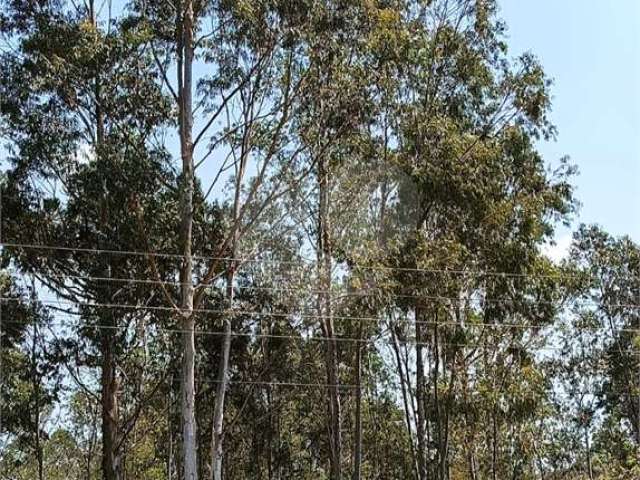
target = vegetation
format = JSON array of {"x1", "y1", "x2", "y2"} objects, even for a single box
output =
[{"x1": 0, "y1": 0, "x2": 638, "y2": 479}]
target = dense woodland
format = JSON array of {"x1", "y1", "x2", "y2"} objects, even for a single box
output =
[{"x1": 0, "y1": 0, "x2": 639, "y2": 479}]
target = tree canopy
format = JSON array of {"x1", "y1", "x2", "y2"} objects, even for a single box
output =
[{"x1": 0, "y1": 1, "x2": 638, "y2": 479}]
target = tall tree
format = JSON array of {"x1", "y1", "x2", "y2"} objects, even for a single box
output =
[
  {"x1": 131, "y1": 1, "x2": 344, "y2": 476},
  {"x1": 0, "y1": 2, "x2": 175, "y2": 478},
  {"x1": 343, "y1": 1, "x2": 576, "y2": 478},
  {"x1": 0, "y1": 273, "x2": 60, "y2": 480},
  {"x1": 560, "y1": 225, "x2": 640, "y2": 477}
]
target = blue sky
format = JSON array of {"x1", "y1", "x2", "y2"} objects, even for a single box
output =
[{"x1": 500, "y1": 0, "x2": 640, "y2": 246}]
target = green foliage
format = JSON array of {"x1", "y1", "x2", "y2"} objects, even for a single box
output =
[{"x1": 0, "y1": 0, "x2": 636, "y2": 479}]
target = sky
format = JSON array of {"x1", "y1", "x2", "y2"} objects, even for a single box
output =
[{"x1": 500, "y1": 0, "x2": 640, "y2": 255}]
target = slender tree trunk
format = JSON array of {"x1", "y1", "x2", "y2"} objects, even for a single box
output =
[
  {"x1": 317, "y1": 156, "x2": 341, "y2": 480},
  {"x1": 324, "y1": 312, "x2": 341, "y2": 480},
  {"x1": 415, "y1": 309, "x2": 428, "y2": 480},
  {"x1": 181, "y1": 314, "x2": 197, "y2": 480},
  {"x1": 467, "y1": 447, "x2": 478, "y2": 480},
  {"x1": 352, "y1": 321, "x2": 363, "y2": 480},
  {"x1": 584, "y1": 426, "x2": 594, "y2": 480},
  {"x1": 30, "y1": 285, "x2": 44, "y2": 480},
  {"x1": 210, "y1": 130, "x2": 246, "y2": 479},
  {"x1": 434, "y1": 323, "x2": 444, "y2": 480},
  {"x1": 86, "y1": 403, "x2": 98, "y2": 480},
  {"x1": 390, "y1": 324, "x2": 420, "y2": 480},
  {"x1": 97, "y1": 217, "x2": 122, "y2": 480},
  {"x1": 86, "y1": 454, "x2": 92, "y2": 480},
  {"x1": 261, "y1": 320, "x2": 275, "y2": 480},
  {"x1": 461, "y1": 361, "x2": 477, "y2": 480},
  {"x1": 433, "y1": 317, "x2": 446, "y2": 480},
  {"x1": 178, "y1": 0, "x2": 197, "y2": 475},
  {"x1": 323, "y1": 304, "x2": 342, "y2": 471},
  {"x1": 101, "y1": 314, "x2": 121, "y2": 480},
  {"x1": 441, "y1": 352, "x2": 455, "y2": 480},
  {"x1": 168, "y1": 382, "x2": 174, "y2": 480},
  {"x1": 211, "y1": 273, "x2": 233, "y2": 480},
  {"x1": 491, "y1": 404, "x2": 498, "y2": 480}
]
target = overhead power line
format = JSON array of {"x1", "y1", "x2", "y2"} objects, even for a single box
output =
[
  {"x1": 14, "y1": 319, "x2": 640, "y2": 392},
  {"x1": 2, "y1": 241, "x2": 627, "y2": 280},
  {"x1": 0, "y1": 317, "x2": 538, "y2": 353},
  {"x1": 5, "y1": 297, "x2": 640, "y2": 340},
  {"x1": 7, "y1": 270, "x2": 640, "y2": 311},
  {"x1": 6, "y1": 274, "x2": 636, "y2": 308}
]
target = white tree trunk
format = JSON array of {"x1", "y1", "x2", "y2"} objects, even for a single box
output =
[
  {"x1": 178, "y1": 0, "x2": 197, "y2": 477},
  {"x1": 211, "y1": 305, "x2": 232, "y2": 480},
  {"x1": 211, "y1": 149, "x2": 244, "y2": 479}
]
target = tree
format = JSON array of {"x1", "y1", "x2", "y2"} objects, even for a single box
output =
[
  {"x1": 0, "y1": 273, "x2": 60, "y2": 480},
  {"x1": 559, "y1": 225, "x2": 640, "y2": 477},
  {"x1": 131, "y1": 1, "x2": 378, "y2": 476},
  {"x1": 0, "y1": 2, "x2": 175, "y2": 478},
  {"x1": 340, "y1": 1, "x2": 575, "y2": 478}
]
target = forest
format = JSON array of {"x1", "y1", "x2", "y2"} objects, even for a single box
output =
[{"x1": 0, "y1": 0, "x2": 639, "y2": 479}]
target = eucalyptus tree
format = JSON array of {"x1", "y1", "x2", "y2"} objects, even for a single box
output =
[
  {"x1": 562, "y1": 225, "x2": 640, "y2": 477},
  {"x1": 339, "y1": 1, "x2": 577, "y2": 478},
  {"x1": 5, "y1": 1, "x2": 635, "y2": 479},
  {"x1": 0, "y1": 1, "x2": 178, "y2": 478},
  {"x1": 0, "y1": 274, "x2": 60, "y2": 480},
  {"x1": 126, "y1": 0, "x2": 360, "y2": 477},
  {"x1": 290, "y1": 6, "x2": 378, "y2": 478}
]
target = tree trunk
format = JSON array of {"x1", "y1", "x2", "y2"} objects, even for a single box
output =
[
  {"x1": 181, "y1": 313, "x2": 197, "y2": 480},
  {"x1": 168, "y1": 381, "x2": 174, "y2": 480},
  {"x1": 415, "y1": 309, "x2": 428, "y2": 480},
  {"x1": 211, "y1": 275, "x2": 233, "y2": 480},
  {"x1": 352, "y1": 321, "x2": 363, "y2": 480},
  {"x1": 210, "y1": 123, "x2": 246, "y2": 478},
  {"x1": 584, "y1": 426, "x2": 594, "y2": 480},
  {"x1": 491, "y1": 404, "x2": 498, "y2": 480},
  {"x1": 101, "y1": 316, "x2": 121, "y2": 480},
  {"x1": 178, "y1": 0, "x2": 197, "y2": 477},
  {"x1": 433, "y1": 318, "x2": 446, "y2": 480},
  {"x1": 30, "y1": 286, "x2": 44, "y2": 480},
  {"x1": 322, "y1": 286, "x2": 341, "y2": 480},
  {"x1": 318, "y1": 156, "x2": 341, "y2": 480},
  {"x1": 390, "y1": 325, "x2": 420, "y2": 480},
  {"x1": 324, "y1": 318, "x2": 341, "y2": 480}
]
